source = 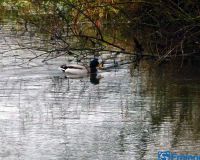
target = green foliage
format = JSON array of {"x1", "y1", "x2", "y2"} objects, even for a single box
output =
[{"x1": 0, "y1": 0, "x2": 200, "y2": 58}]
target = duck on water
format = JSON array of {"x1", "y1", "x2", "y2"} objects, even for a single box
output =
[
  {"x1": 60, "y1": 58, "x2": 102, "y2": 84},
  {"x1": 60, "y1": 58, "x2": 100, "y2": 75}
]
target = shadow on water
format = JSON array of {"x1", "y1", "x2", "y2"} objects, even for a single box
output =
[
  {"x1": 90, "y1": 73, "x2": 100, "y2": 85},
  {"x1": 130, "y1": 59, "x2": 200, "y2": 159}
]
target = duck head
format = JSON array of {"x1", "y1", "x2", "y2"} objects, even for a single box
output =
[
  {"x1": 90, "y1": 58, "x2": 99, "y2": 73},
  {"x1": 60, "y1": 64, "x2": 68, "y2": 72}
]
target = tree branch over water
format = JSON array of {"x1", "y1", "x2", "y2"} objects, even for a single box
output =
[{"x1": 0, "y1": 0, "x2": 200, "y2": 63}]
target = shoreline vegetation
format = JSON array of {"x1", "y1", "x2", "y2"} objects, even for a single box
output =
[{"x1": 0, "y1": 0, "x2": 200, "y2": 65}]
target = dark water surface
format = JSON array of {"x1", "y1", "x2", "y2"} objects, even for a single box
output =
[{"x1": 0, "y1": 25, "x2": 200, "y2": 160}]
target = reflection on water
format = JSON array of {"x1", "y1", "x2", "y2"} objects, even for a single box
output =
[{"x1": 0, "y1": 28, "x2": 200, "y2": 160}]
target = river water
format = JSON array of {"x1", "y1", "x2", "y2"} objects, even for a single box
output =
[{"x1": 0, "y1": 25, "x2": 200, "y2": 160}]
